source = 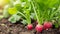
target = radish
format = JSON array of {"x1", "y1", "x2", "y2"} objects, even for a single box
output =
[
  {"x1": 22, "y1": 9, "x2": 33, "y2": 30},
  {"x1": 31, "y1": 2, "x2": 44, "y2": 32},
  {"x1": 27, "y1": 24, "x2": 33, "y2": 30},
  {"x1": 43, "y1": 22, "x2": 52, "y2": 30},
  {"x1": 35, "y1": 24, "x2": 43, "y2": 32}
]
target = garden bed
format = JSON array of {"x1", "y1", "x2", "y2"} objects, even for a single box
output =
[
  {"x1": 0, "y1": 18, "x2": 60, "y2": 34},
  {"x1": 0, "y1": 0, "x2": 60, "y2": 34}
]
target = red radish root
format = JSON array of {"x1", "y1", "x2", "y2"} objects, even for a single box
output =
[
  {"x1": 27, "y1": 24, "x2": 33, "y2": 30},
  {"x1": 35, "y1": 25, "x2": 43, "y2": 32},
  {"x1": 43, "y1": 22, "x2": 52, "y2": 30}
]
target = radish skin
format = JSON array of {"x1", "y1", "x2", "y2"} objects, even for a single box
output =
[
  {"x1": 27, "y1": 24, "x2": 33, "y2": 30},
  {"x1": 43, "y1": 22, "x2": 52, "y2": 30},
  {"x1": 35, "y1": 25, "x2": 43, "y2": 32}
]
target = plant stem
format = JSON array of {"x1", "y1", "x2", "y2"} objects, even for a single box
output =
[
  {"x1": 18, "y1": 11, "x2": 26, "y2": 18},
  {"x1": 25, "y1": 10, "x2": 31, "y2": 24},
  {"x1": 31, "y1": 1, "x2": 42, "y2": 24}
]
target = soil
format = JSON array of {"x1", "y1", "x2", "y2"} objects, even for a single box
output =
[{"x1": 0, "y1": 18, "x2": 60, "y2": 34}]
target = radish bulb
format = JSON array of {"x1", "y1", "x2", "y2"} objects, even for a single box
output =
[
  {"x1": 27, "y1": 24, "x2": 33, "y2": 30},
  {"x1": 43, "y1": 22, "x2": 52, "y2": 30},
  {"x1": 35, "y1": 24, "x2": 43, "y2": 32}
]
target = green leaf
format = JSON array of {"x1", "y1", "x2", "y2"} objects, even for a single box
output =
[
  {"x1": 21, "y1": 20, "x2": 27, "y2": 25},
  {"x1": 8, "y1": 7, "x2": 18, "y2": 15},
  {"x1": 8, "y1": 14, "x2": 21, "y2": 23},
  {"x1": 30, "y1": 13, "x2": 36, "y2": 20},
  {"x1": 14, "y1": 4, "x2": 22, "y2": 11}
]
